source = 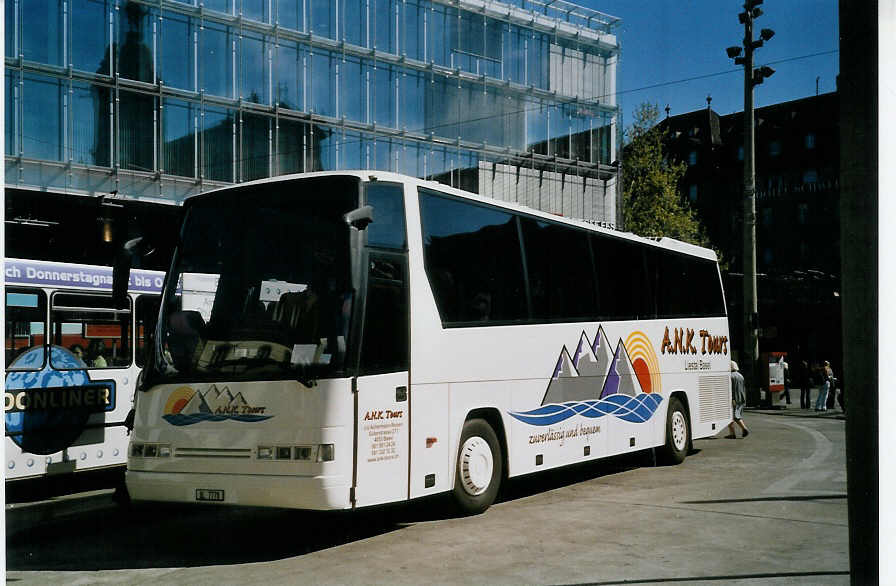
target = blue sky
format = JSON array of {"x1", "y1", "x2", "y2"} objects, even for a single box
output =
[{"x1": 579, "y1": 0, "x2": 840, "y2": 133}]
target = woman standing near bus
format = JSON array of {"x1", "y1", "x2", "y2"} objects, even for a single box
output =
[{"x1": 815, "y1": 360, "x2": 834, "y2": 411}]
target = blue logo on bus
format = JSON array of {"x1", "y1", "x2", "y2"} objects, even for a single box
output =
[
  {"x1": 5, "y1": 346, "x2": 116, "y2": 455},
  {"x1": 510, "y1": 394, "x2": 663, "y2": 426},
  {"x1": 510, "y1": 327, "x2": 663, "y2": 426}
]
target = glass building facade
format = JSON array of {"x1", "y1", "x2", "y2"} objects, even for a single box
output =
[{"x1": 5, "y1": 0, "x2": 620, "y2": 223}]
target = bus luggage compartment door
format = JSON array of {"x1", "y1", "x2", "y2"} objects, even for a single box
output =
[{"x1": 353, "y1": 372, "x2": 410, "y2": 507}]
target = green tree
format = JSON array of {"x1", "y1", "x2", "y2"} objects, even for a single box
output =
[{"x1": 622, "y1": 103, "x2": 710, "y2": 248}]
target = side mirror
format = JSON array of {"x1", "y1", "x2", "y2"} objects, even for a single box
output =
[
  {"x1": 344, "y1": 205, "x2": 374, "y2": 230},
  {"x1": 112, "y1": 237, "x2": 147, "y2": 308},
  {"x1": 169, "y1": 310, "x2": 206, "y2": 337}
]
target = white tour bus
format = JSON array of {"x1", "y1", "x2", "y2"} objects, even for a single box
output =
[
  {"x1": 5, "y1": 258, "x2": 164, "y2": 482},
  {"x1": 124, "y1": 171, "x2": 731, "y2": 514}
]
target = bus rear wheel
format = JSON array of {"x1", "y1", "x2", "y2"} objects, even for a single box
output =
[
  {"x1": 659, "y1": 397, "x2": 690, "y2": 465},
  {"x1": 452, "y1": 418, "x2": 502, "y2": 515}
]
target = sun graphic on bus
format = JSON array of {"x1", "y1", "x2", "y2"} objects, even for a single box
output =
[
  {"x1": 625, "y1": 331, "x2": 661, "y2": 394},
  {"x1": 164, "y1": 386, "x2": 196, "y2": 415}
]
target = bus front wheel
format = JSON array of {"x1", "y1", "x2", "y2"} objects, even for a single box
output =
[
  {"x1": 659, "y1": 396, "x2": 690, "y2": 465},
  {"x1": 453, "y1": 418, "x2": 502, "y2": 515}
]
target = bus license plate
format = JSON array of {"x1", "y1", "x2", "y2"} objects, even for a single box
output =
[{"x1": 195, "y1": 488, "x2": 224, "y2": 502}]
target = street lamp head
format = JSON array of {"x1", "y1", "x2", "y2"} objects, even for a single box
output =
[
  {"x1": 726, "y1": 46, "x2": 743, "y2": 58},
  {"x1": 752, "y1": 66, "x2": 775, "y2": 86},
  {"x1": 760, "y1": 28, "x2": 775, "y2": 41}
]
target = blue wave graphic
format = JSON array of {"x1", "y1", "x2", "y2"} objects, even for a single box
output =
[
  {"x1": 163, "y1": 413, "x2": 273, "y2": 426},
  {"x1": 510, "y1": 393, "x2": 663, "y2": 426}
]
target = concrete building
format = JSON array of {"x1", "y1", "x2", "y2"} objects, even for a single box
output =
[{"x1": 5, "y1": 0, "x2": 622, "y2": 263}]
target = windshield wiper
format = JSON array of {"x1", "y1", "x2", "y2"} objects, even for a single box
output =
[
  {"x1": 297, "y1": 375, "x2": 317, "y2": 388},
  {"x1": 293, "y1": 362, "x2": 318, "y2": 388}
]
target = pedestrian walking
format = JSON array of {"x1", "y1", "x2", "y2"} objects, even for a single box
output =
[
  {"x1": 799, "y1": 359, "x2": 811, "y2": 409},
  {"x1": 779, "y1": 357, "x2": 791, "y2": 405},
  {"x1": 815, "y1": 360, "x2": 833, "y2": 411},
  {"x1": 725, "y1": 361, "x2": 750, "y2": 438}
]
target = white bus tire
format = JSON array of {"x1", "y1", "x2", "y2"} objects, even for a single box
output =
[
  {"x1": 659, "y1": 397, "x2": 690, "y2": 465},
  {"x1": 453, "y1": 418, "x2": 502, "y2": 515}
]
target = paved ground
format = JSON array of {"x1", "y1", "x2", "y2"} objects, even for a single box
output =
[{"x1": 6, "y1": 411, "x2": 848, "y2": 585}]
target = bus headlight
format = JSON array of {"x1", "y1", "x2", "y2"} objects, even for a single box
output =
[
  {"x1": 293, "y1": 446, "x2": 313, "y2": 460},
  {"x1": 317, "y1": 444, "x2": 335, "y2": 462},
  {"x1": 130, "y1": 442, "x2": 171, "y2": 457},
  {"x1": 257, "y1": 444, "x2": 333, "y2": 461}
]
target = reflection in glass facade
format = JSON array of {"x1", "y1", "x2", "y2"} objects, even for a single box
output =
[{"x1": 5, "y1": 0, "x2": 620, "y2": 223}]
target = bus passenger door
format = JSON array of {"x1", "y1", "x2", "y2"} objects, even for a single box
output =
[{"x1": 353, "y1": 253, "x2": 410, "y2": 508}]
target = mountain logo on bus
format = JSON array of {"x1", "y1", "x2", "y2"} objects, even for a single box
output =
[
  {"x1": 162, "y1": 385, "x2": 273, "y2": 426},
  {"x1": 510, "y1": 327, "x2": 663, "y2": 426}
]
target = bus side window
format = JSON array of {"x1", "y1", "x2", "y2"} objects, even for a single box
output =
[
  {"x1": 419, "y1": 189, "x2": 527, "y2": 326},
  {"x1": 691, "y1": 258, "x2": 727, "y2": 317},
  {"x1": 5, "y1": 288, "x2": 47, "y2": 370},
  {"x1": 365, "y1": 183, "x2": 407, "y2": 250},
  {"x1": 593, "y1": 234, "x2": 650, "y2": 321},
  {"x1": 50, "y1": 293, "x2": 132, "y2": 369},
  {"x1": 359, "y1": 255, "x2": 409, "y2": 375},
  {"x1": 520, "y1": 218, "x2": 598, "y2": 323}
]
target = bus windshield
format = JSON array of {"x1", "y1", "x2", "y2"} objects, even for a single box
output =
[{"x1": 153, "y1": 176, "x2": 360, "y2": 384}]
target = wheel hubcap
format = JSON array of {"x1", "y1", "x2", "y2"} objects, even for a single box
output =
[
  {"x1": 459, "y1": 436, "x2": 494, "y2": 496},
  {"x1": 671, "y1": 411, "x2": 687, "y2": 451}
]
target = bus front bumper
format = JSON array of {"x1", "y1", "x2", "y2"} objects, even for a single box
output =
[{"x1": 125, "y1": 470, "x2": 352, "y2": 510}]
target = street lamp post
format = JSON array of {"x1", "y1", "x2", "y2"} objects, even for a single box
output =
[{"x1": 726, "y1": 1, "x2": 774, "y2": 407}]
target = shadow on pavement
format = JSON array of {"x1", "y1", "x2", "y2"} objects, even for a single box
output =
[
  {"x1": 555, "y1": 570, "x2": 850, "y2": 585},
  {"x1": 6, "y1": 449, "x2": 681, "y2": 571},
  {"x1": 7, "y1": 502, "x2": 411, "y2": 571},
  {"x1": 498, "y1": 449, "x2": 654, "y2": 503},
  {"x1": 683, "y1": 494, "x2": 847, "y2": 504},
  {"x1": 6, "y1": 468, "x2": 125, "y2": 504}
]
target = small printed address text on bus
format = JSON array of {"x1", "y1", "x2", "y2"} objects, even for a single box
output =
[{"x1": 363, "y1": 409, "x2": 403, "y2": 463}]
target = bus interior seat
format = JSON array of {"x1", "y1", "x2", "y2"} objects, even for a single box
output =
[{"x1": 273, "y1": 290, "x2": 320, "y2": 343}]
